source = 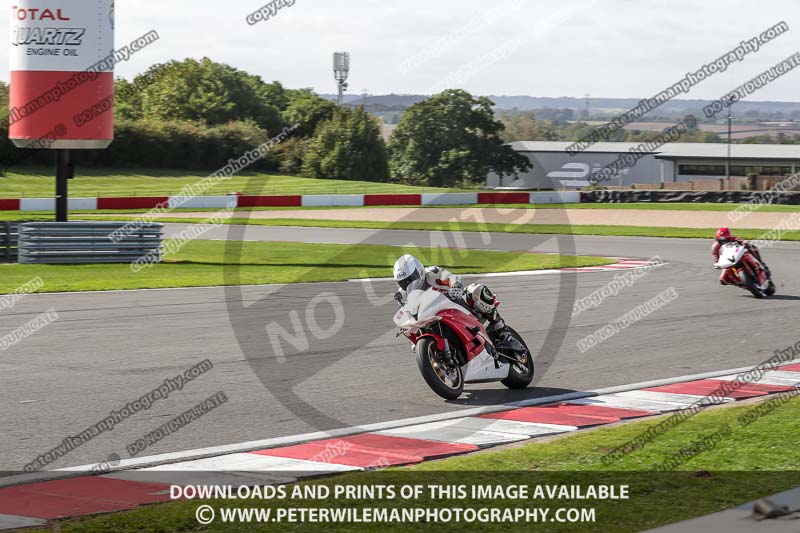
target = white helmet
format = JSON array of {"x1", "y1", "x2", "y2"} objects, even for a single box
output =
[
  {"x1": 393, "y1": 254, "x2": 424, "y2": 291},
  {"x1": 467, "y1": 283, "x2": 497, "y2": 314}
]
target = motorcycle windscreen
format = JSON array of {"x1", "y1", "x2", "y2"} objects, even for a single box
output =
[
  {"x1": 404, "y1": 278, "x2": 431, "y2": 315},
  {"x1": 718, "y1": 244, "x2": 746, "y2": 268}
]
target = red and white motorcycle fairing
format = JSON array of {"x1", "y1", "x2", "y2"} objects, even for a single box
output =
[
  {"x1": 716, "y1": 242, "x2": 775, "y2": 298},
  {"x1": 393, "y1": 287, "x2": 510, "y2": 383}
]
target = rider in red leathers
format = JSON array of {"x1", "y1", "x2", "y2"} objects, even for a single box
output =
[{"x1": 712, "y1": 227, "x2": 768, "y2": 285}]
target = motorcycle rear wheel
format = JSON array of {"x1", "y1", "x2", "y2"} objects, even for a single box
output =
[
  {"x1": 765, "y1": 280, "x2": 776, "y2": 296},
  {"x1": 743, "y1": 271, "x2": 765, "y2": 299},
  {"x1": 500, "y1": 326, "x2": 535, "y2": 389},
  {"x1": 416, "y1": 337, "x2": 464, "y2": 400}
]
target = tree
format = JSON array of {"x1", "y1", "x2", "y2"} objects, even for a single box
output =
[
  {"x1": 388, "y1": 90, "x2": 530, "y2": 186},
  {"x1": 301, "y1": 107, "x2": 389, "y2": 181},
  {"x1": 498, "y1": 111, "x2": 558, "y2": 142},
  {"x1": 261, "y1": 81, "x2": 290, "y2": 111},
  {"x1": 0, "y1": 81, "x2": 9, "y2": 111},
  {"x1": 282, "y1": 89, "x2": 336, "y2": 137},
  {"x1": 273, "y1": 137, "x2": 308, "y2": 174},
  {"x1": 117, "y1": 58, "x2": 284, "y2": 133}
]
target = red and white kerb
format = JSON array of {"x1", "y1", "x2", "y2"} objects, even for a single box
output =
[{"x1": 9, "y1": 0, "x2": 115, "y2": 149}]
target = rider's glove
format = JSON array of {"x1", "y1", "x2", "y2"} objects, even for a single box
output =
[{"x1": 448, "y1": 286, "x2": 465, "y2": 299}]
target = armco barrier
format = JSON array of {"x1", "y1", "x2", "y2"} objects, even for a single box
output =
[
  {"x1": 581, "y1": 190, "x2": 800, "y2": 204},
  {"x1": 0, "y1": 221, "x2": 33, "y2": 263},
  {"x1": 17, "y1": 222, "x2": 163, "y2": 264},
  {"x1": 2, "y1": 191, "x2": 585, "y2": 211}
]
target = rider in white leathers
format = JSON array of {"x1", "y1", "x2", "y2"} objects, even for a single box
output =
[{"x1": 393, "y1": 254, "x2": 509, "y2": 349}]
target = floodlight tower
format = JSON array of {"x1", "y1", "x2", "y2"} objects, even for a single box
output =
[{"x1": 333, "y1": 52, "x2": 350, "y2": 106}]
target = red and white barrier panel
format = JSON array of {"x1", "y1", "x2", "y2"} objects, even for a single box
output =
[
  {"x1": 0, "y1": 361, "x2": 797, "y2": 528},
  {"x1": 2, "y1": 192, "x2": 582, "y2": 211}
]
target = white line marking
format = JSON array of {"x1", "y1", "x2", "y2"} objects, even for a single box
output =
[
  {"x1": 568, "y1": 395, "x2": 684, "y2": 412},
  {"x1": 613, "y1": 390, "x2": 729, "y2": 406},
  {"x1": 5, "y1": 362, "x2": 797, "y2": 487},
  {"x1": 445, "y1": 418, "x2": 577, "y2": 436},
  {"x1": 0, "y1": 514, "x2": 47, "y2": 530},
  {"x1": 714, "y1": 370, "x2": 800, "y2": 386},
  {"x1": 136, "y1": 454, "x2": 358, "y2": 473},
  {"x1": 376, "y1": 423, "x2": 528, "y2": 446},
  {"x1": 350, "y1": 261, "x2": 665, "y2": 282}
]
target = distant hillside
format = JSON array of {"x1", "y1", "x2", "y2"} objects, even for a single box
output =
[
  {"x1": 319, "y1": 94, "x2": 427, "y2": 107},
  {"x1": 319, "y1": 94, "x2": 800, "y2": 119}
]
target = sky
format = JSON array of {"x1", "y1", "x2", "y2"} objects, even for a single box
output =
[{"x1": 3, "y1": 0, "x2": 800, "y2": 101}]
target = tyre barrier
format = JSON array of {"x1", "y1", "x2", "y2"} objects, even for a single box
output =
[{"x1": 581, "y1": 190, "x2": 800, "y2": 204}]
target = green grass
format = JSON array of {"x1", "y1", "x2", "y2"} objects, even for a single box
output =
[
  {"x1": 0, "y1": 207, "x2": 383, "y2": 222},
  {"x1": 477, "y1": 202, "x2": 800, "y2": 212},
  {"x1": 90, "y1": 217, "x2": 800, "y2": 241},
  {"x1": 0, "y1": 167, "x2": 470, "y2": 198},
  {"x1": 0, "y1": 207, "x2": 393, "y2": 221},
  {"x1": 26, "y1": 395, "x2": 800, "y2": 532},
  {"x1": 411, "y1": 398, "x2": 800, "y2": 473},
  {"x1": 0, "y1": 240, "x2": 611, "y2": 293}
]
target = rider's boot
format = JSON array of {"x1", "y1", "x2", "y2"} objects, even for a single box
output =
[
  {"x1": 720, "y1": 269, "x2": 740, "y2": 286},
  {"x1": 752, "y1": 253, "x2": 771, "y2": 279},
  {"x1": 481, "y1": 309, "x2": 505, "y2": 368},
  {"x1": 485, "y1": 308, "x2": 506, "y2": 339},
  {"x1": 487, "y1": 308, "x2": 521, "y2": 355},
  {"x1": 484, "y1": 342, "x2": 501, "y2": 369}
]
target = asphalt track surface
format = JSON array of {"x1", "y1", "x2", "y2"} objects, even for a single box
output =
[{"x1": 1, "y1": 224, "x2": 798, "y2": 471}]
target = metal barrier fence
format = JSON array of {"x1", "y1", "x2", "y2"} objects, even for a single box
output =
[
  {"x1": 0, "y1": 221, "x2": 40, "y2": 263},
  {"x1": 17, "y1": 222, "x2": 163, "y2": 264}
]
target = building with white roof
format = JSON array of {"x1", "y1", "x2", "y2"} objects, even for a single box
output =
[{"x1": 489, "y1": 141, "x2": 800, "y2": 189}]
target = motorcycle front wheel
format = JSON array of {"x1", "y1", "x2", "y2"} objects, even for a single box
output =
[
  {"x1": 416, "y1": 337, "x2": 464, "y2": 400},
  {"x1": 500, "y1": 326, "x2": 535, "y2": 389}
]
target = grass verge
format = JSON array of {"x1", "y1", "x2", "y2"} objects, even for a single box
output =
[
  {"x1": 0, "y1": 206, "x2": 415, "y2": 221},
  {"x1": 0, "y1": 240, "x2": 611, "y2": 293},
  {"x1": 86, "y1": 217, "x2": 800, "y2": 241},
  {"x1": 0, "y1": 168, "x2": 469, "y2": 198},
  {"x1": 476, "y1": 202, "x2": 800, "y2": 212},
  {"x1": 24, "y1": 393, "x2": 800, "y2": 532}
]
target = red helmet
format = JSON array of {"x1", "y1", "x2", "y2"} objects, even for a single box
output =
[{"x1": 716, "y1": 227, "x2": 732, "y2": 242}]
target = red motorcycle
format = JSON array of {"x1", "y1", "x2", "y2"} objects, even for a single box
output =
[
  {"x1": 393, "y1": 279, "x2": 534, "y2": 400},
  {"x1": 716, "y1": 242, "x2": 775, "y2": 298}
]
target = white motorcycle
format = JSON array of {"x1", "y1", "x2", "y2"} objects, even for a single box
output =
[
  {"x1": 716, "y1": 242, "x2": 775, "y2": 298},
  {"x1": 393, "y1": 279, "x2": 534, "y2": 400}
]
